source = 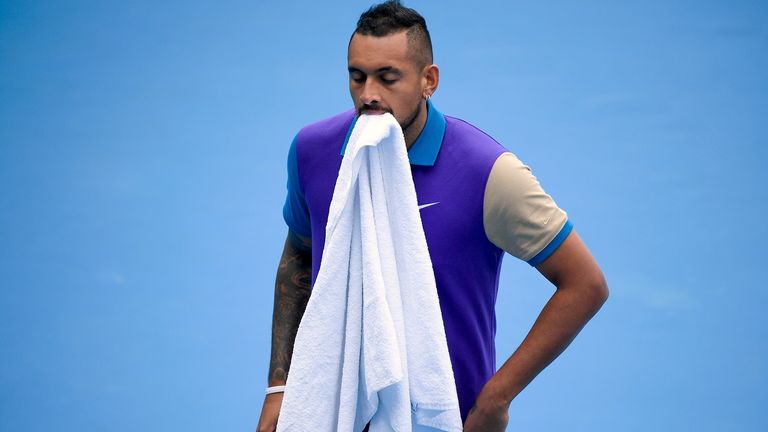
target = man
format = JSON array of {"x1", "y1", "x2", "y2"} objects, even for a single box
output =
[{"x1": 256, "y1": 1, "x2": 608, "y2": 431}]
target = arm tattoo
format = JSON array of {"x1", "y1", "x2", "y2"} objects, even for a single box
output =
[{"x1": 268, "y1": 230, "x2": 313, "y2": 386}]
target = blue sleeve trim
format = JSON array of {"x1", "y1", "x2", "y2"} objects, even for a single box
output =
[
  {"x1": 527, "y1": 219, "x2": 574, "y2": 267},
  {"x1": 282, "y1": 134, "x2": 312, "y2": 237}
]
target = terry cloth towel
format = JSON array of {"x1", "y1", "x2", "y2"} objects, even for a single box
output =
[{"x1": 275, "y1": 113, "x2": 463, "y2": 432}]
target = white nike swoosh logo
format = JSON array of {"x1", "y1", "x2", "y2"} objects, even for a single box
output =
[{"x1": 418, "y1": 202, "x2": 440, "y2": 210}]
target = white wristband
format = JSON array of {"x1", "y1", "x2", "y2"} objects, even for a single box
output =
[{"x1": 265, "y1": 385, "x2": 286, "y2": 395}]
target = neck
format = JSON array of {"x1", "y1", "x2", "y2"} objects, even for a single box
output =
[{"x1": 403, "y1": 100, "x2": 428, "y2": 150}]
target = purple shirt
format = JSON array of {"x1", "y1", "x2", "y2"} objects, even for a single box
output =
[{"x1": 282, "y1": 100, "x2": 570, "y2": 423}]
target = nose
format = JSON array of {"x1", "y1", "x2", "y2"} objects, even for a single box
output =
[{"x1": 359, "y1": 79, "x2": 381, "y2": 106}]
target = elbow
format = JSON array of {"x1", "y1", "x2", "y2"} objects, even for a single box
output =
[
  {"x1": 568, "y1": 270, "x2": 608, "y2": 312},
  {"x1": 592, "y1": 274, "x2": 609, "y2": 309},
  {"x1": 556, "y1": 273, "x2": 609, "y2": 314}
]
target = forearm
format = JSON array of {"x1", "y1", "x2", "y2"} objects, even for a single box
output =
[
  {"x1": 484, "y1": 281, "x2": 608, "y2": 405},
  {"x1": 267, "y1": 232, "x2": 313, "y2": 387}
]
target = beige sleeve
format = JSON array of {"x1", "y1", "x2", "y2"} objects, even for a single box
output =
[{"x1": 483, "y1": 152, "x2": 569, "y2": 262}]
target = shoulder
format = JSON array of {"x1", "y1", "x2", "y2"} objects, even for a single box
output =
[
  {"x1": 296, "y1": 109, "x2": 356, "y2": 145},
  {"x1": 444, "y1": 115, "x2": 508, "y2": 150},
  {"x1": 440, "y1": 114, "x2": 510, "y2": 173},
  {"x1": 289, "y1": 109, "x2": 355, "y2": 184}
]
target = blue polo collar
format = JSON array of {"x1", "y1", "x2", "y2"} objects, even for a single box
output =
[{"x1": 340, "y1": 99, "x2": 446, "y2": 166}]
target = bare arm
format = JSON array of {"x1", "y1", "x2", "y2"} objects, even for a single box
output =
[
  {"x1": 268, "y1": 229, "x2": 313, "y2": 385},
  {"x1": 464, "y1": 229, "x2": 608, "y2": 430},
  {"x1": 257, "y1": 229, "x2": 312, "y2": 432}
]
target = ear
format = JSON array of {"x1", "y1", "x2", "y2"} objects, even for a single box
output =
[{"x1": 422, "y1": 64, "x2": 440, "y2": 98}]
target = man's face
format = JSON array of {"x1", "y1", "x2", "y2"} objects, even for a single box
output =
[{"x1": 347, "y1": 31, "x2": 425, "y2": 132}]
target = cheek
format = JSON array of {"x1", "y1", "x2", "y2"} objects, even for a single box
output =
[
  {"x1": 349, "y1": 87, "x2": 363, "y2": 106},
  {"x1": 398, "y1": 92, "x2": 421, "y2": 113},
  {"x1": 392, "y1": 90, "x2": 417, "y2": 109}
]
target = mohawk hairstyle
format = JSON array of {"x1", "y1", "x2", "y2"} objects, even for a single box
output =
[{"x1": 351, "y1": 0, "x2": 433, "y2": 68}]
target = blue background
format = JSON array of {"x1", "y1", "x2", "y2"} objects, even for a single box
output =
[{"x1": 1, "y1": 1, "x2": 766, "y2": 430}]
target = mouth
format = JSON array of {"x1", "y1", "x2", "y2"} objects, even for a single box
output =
[{"x1": 358, "y1": 105, "x2": 392, "y2": 116}]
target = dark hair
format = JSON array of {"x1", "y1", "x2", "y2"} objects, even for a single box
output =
[{"x1": 351, "y1": 0, "x2": 433, "y2": 67}]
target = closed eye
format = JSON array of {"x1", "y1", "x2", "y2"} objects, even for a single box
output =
[{"x1": 380, "y1": 76, "x2": 397, "y2": 84}]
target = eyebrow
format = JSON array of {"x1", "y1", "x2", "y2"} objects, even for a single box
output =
[{"x1": 348, "y1": 66, "x2": 403, "y2": 75}]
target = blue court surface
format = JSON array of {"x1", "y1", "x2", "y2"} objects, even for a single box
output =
[{"x1": 1, "y1": 1, "x2": 766, "y2": 430}]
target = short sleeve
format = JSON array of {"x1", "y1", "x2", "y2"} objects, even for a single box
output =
[
  {"x1": 483, "y1": 152, "x2": 573, "y2": 266},
  {"x1": 282, "y1": 134, "x2": 311, "y2": 238}
]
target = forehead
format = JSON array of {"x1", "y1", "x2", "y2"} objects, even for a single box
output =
[{"x1": 347, "y1": 31, "x2": 412, "y2": 70}]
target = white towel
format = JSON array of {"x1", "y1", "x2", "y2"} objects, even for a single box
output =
[{"x1": 275, "y1": 113, "x2": 463, "y2": 432}]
